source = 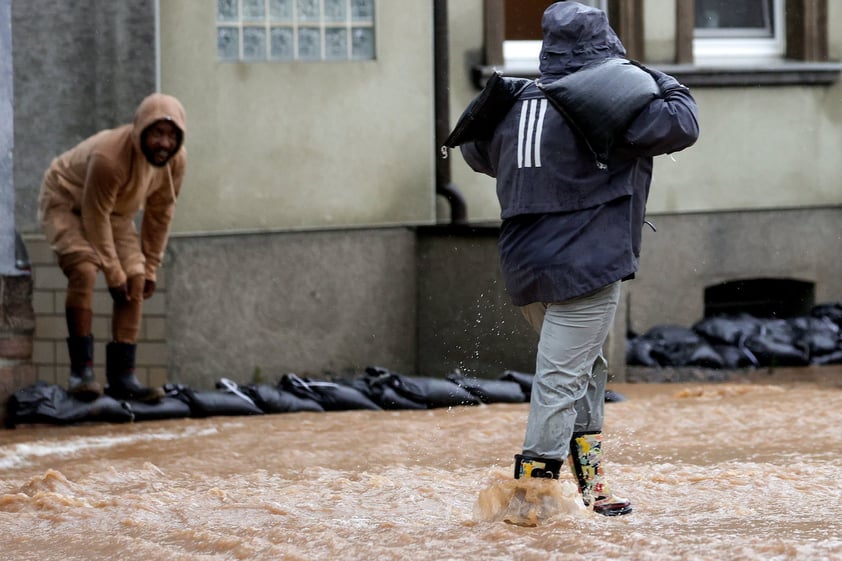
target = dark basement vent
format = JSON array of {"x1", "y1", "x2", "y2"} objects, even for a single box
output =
[{"x1": 704, "y1": 278, "x2": 815, "y2": 319}]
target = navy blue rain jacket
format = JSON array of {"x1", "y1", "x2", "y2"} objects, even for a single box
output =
[{"x1": 460, "y1": 2, "x2": 699, "y2": 306}]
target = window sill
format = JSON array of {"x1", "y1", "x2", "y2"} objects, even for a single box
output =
[{"x1": 472, "y1": 60, "x2": 842, "y2": 89}]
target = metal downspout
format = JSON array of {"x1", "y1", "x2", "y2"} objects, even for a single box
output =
[{"x1": 433, "y1": 0, "x2": 467, "y2": 225}]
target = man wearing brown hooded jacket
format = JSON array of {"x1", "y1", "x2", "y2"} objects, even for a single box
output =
[{"x1": 38, "y1": 93, "x2": 187, "y2": 403}]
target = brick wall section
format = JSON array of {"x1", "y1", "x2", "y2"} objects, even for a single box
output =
[
  {"x1": 26, "y1": 234, "x2": 169, "y2": 390},
  {"x1": 0, "y1": 273, "x2": 36, "y2": 422}
]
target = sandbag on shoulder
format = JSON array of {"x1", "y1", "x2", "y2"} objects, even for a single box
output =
[
  {"x1": 241, "y1": 383, "x2": 324, "y2": 413},
  {"x1": 166, "y1": 382, "x2": 264, "y2": 417},
  {"x1": 279, "y1": 374, "x2": 381, "y2": 411},
  {"x1": 445, "y1": 370, "x2": 526, "y2": 404},
  {"x1": 444, "y1": 72, "x2": 532, "y2": 148},
  {"x1": 6, "y1": 381, "x2": 133, "y2": 427},
  {"x1": 537, "y1": 58, "x2": 659, "y2": 167}
]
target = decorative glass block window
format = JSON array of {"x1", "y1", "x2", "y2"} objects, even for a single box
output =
[{"x1": 216, "y1": 0, "x2": 376, "y2": 62}]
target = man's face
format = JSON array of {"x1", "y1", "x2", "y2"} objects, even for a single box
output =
[{"x1": 141, "y1": 120, "x2": 181, "y2": 167}]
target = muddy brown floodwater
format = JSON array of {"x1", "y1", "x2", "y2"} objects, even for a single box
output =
[{"x1": 1, "y1": 366, "x2": 841, "y2": 561}]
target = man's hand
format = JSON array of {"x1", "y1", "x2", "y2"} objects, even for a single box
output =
[
  {"x1": 628, "y1": 59, "x2": 688, "y2": 97},
  {"x1": 143, "y1": 279, "x2": 156, "y2": 300},
  {"x1": 108, "y1": 283, "x2": 129, "y2": 304},
  {"x1": 110, "y1": 276, "x2": 146, "y2": 303}
]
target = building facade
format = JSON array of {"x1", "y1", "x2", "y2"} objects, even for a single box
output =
[{"x1": 10, "y1": 0, "x2": 842, "y2": 391}]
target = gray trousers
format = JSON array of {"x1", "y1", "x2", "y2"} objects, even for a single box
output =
[{"x1": 519, "y1": 281, "x2": 621, "y2": 460}]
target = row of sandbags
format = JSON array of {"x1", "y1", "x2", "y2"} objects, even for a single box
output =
[
  {"x1": 627, "y1": 303, "x2": 842, "y2": 369},
  {"x1": 5, "y1": 367, "x2": 543, "y2": 428}
]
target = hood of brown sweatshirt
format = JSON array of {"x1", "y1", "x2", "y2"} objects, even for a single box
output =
[{"x1": 131, "y1": 93, "x2": 187, "y2": 161}]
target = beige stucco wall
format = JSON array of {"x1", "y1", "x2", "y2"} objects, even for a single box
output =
[
  {"x1": 646, "y1": 85, "x2": 842, "y2": 213},
  {"x1": 159, "y1": 1, "x2": 436, "y2": 234}
]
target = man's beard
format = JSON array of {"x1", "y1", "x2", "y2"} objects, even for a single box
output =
[{"x1": 142, "y1": 144, "x2": 176, "y2": 167}]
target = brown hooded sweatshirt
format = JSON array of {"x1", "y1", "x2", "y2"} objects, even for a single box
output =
[{"x1": 38, "y1": 93, "x2": 187, "y2": 288}]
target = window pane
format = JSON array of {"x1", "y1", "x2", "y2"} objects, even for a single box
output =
[
  {"x1": 217, "y1": 0, "x2": 238, "y2": 21},
  {"x1": 270, "y1": 27, "x2": 295, "y2": 59},
  {"x1": 351, "y1": 27, "x2": 374, "y2": 59},
  {"x1": 298, "y1": 27, "x2": 321, "y2": 59},
  {"x1": 242, "y1": 0, "x2": 266, "y2": 21},
  {"x1": 351, "y1": 0, "x2": 374, "y2": 21},
  {"x1": 270, "y1": 0, "x2": 293, "y2": 20},
  {"x1": 243, "y1": 27, "x2": 267, "y2": 60},
  {"x1": 217, "y1": 26, "x2": 240, "y2": 60},
  {"x1": 325, "y1": 28, "x2": 348, "y2": 59},
  {"x1": 325, "y1": 0, "x2": 347, "y2": 22},
  {"x1": 695, "y1": 0, "x2": 772, "y2": 33},
  {"x1": 297, "y1": 0, "x2": 320, "y2": 22}
]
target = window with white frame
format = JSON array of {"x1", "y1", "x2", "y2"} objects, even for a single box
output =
[
  {"x1": 216, "y1": 0, "x2": 376, "y2": 62},
  {"x1": 503, "y1": 0, "x2": 608, "y2": 70},
  {"x1": 693, "y1": 0, "x2": 784, "y2": 63}
]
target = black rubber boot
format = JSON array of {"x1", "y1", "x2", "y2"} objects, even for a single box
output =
[
  {"x1": 105, "y1": 342, "x2": 164, "y2": 403},
  {"x1": 569, "y1": 432, "x2": 633, "y2": 516},
  {"x1": 66, "y1": 335, "x2": 103, "y2": 401},
  {"x1": 514, "y1": 454, "x2": 563, "y2": 479}
]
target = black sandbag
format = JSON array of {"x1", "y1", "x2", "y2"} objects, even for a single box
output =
[
  {"x1": 124, "y1": 397, "x2": 192, "y2": 422},
  {"x1": 445, "y1": 370, "x2": 526, "y2": 404},
  {"x1": 743, "y1": 336, "x2": 809, "y2": 366},
  {"x1": 682, "y1": 343, "x2": 725, "y2": 369},
  {"x1": 536, "y1": 58, "x2": 659, "y2": 166},
  {"x1": 713, "y1": 344, "x2": 759, "y2": 369},
  {"x1": 402, "y1": 376, "x2": 480, "y2": 408},
  {"x1": 339, "y1": 375, "x2": 427, "y2": 410},
  {"x1": 787, "y1": 316, "x2": 840, "y2": 360},
  {"x1": 812, "y1": 349, "x2": 842, "y2": 365},
  {"x1": 443, "y1": 72, "x2": 532, "y2": 148},
  {"x1": 693, "y1": 315, "x2": 763, "y2": 346},
  {"x1": 498, "y1": 370, "x2": 534, "y2": 400},
  {"x1": 241, "y1": 383, "x2": 324, "y2": 413},
  {"x1": 279, "y1": 374, "x2": 381, "y2": 411},
  {"x1": 7, "y1": 381, "x2": 133, "y2": 427},
  {"x1": 811, "y1": 302, "x2": 842, "y2": 328},
  {"x1": 604, "y1": 389, "x2": 627, "y2": 403},
  {"x1": 742, "y1": 319, "x2": 809, "y2": 366},
  {"x1": 642, "y1": 325, "x2": 724, "y2": 368},
  {"x1": 364, "y1": 366, "x2": 480, "y2": 408},
  {"x1": 167, "y1": 383, "x2": 264, "y2": 417},
  {"x1": 626, "y1": 336, "x2": 658, "y2": 367}
]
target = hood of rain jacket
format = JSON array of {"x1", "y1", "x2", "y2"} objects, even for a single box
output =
[{"x1": 539, "y1": 1, "x2": 626, "y2": 81}]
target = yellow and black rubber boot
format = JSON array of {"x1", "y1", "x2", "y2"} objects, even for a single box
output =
[
  {"x1": 514, "y1": 454, "x2": 563, "y2": 479},
  {"x1": 568, "y1": 432, "x2": 632, "y2": 516}
]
